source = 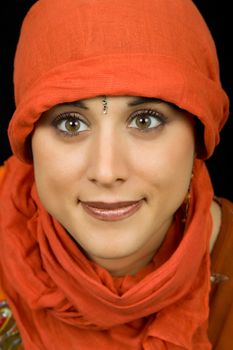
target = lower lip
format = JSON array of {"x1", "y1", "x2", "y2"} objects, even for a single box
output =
[{"x1": 81, "y1": 201, "x2": 143, "y2": 221}]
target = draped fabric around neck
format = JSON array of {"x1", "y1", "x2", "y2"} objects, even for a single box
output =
[
  {"x1": 0, "y1": 0, "x2": 230, "y2": 349},
  {"x1": 0, "y1": 156, "x2": 213, "y2": 349}
]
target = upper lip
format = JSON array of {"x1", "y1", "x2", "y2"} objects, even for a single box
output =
[{"x1": 80, "y1": 200, "x2": 142, "y2": 209}]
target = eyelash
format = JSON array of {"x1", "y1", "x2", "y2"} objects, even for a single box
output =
[
  {"x1": 52, "y1": 112, "x2": 89, "y2": 137},
  {"x1": 52, "y1": 109, "x2": 168, "y2": 137},
  {"x1": 128, "y1": 109, "x2": 167, "y2": 133}
]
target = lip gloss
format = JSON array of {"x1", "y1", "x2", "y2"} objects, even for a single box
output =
[{"x1": 81, "y1": 200, "x2": 143, "y2": 221}]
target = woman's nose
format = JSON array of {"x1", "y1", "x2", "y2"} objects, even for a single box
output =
[{"x1": 86, "y1": 128, "x2": 129, "y2": 187}]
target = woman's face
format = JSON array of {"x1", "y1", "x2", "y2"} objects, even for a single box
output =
[{"x1": 32, "y1": 96, "x2": 195, "y2": 275}]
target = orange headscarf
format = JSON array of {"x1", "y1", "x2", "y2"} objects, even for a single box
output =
[{"x1": 0, "y1": 1, "x2": 229, "y2": 349}]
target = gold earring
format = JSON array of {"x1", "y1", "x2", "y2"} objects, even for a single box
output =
[{"x1": 182, "y1": 173, "x2": 193, "y2": 223}]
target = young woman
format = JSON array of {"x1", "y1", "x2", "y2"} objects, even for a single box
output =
[{"x1": 0, "y1": 1, "x2": 232, "y2": 349}]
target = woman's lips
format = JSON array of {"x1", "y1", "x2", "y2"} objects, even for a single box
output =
[{"x1": 80, "y1": 200, "x2": 143, "y2": 221}]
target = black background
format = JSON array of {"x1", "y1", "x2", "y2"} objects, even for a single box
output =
[{"x1": 0, "y1": 1, "x2": 232, "y2": 201}]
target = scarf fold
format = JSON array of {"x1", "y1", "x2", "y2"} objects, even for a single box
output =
[
  {"x1": 0, "y1": 156, "x2": 213, "y2": 349},
  {"x1": 9, "y1": 0, "x2": 229, "y2": 162},
  {"x1": 0, "y1": 0, "x2": 230, "y2": 349}
]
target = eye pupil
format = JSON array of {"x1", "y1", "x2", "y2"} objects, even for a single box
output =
[
  {"x1": 136, "y1": 116, "x2": 151, "y2": 129},
  {"x1": 65, "y1": 118, "x2": 80, "y2": 132}
]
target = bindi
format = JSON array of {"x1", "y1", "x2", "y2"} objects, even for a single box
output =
[{"x1": 102, "y1": 96, "x2": 108, "y2": 115}]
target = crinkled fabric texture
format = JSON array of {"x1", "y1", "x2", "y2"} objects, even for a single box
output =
[
  {"x1": 0, "y1": 0, "x2": 230, "y2": 349},
  {"x1": 9, "y1": 0, "x2": 228, "y2": 161},
  {"x1": 0, "y1": 157, "x2": 212, "y2": 349}
]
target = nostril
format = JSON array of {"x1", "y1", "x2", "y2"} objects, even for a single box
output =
[{"x1": 88, "y1": 176, "x2": 126, "y2": 186}]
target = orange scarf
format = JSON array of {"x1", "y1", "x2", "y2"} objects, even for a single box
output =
[
  {"x1": 0, "y1": 1, "x2": 229, "y2": 349},
  {"x1": 0, "y1": 156, "x2": 213, "y2": 349}
]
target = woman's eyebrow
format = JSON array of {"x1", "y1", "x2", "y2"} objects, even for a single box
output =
[
  {"x1": 59, "y1": 97, "x2": 165, "y2": 109},
  {"x1": 128, "y1": 97, "x2": 163, "y2": 106},
  {"x1": 59, "y1": 100, "x2": 89, "y2": 109}
]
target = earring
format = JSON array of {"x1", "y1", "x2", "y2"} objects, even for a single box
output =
[
  {"x1": 182, "y1": 173, "x2": 194, "y2": 223},
  {"x1": 102, "y1": 95, "x2": 108, "y2": 115}
]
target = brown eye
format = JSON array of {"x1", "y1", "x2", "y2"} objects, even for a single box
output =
[
  {"x1": 129, "y1": 109, "x2": 165, "y2": 131},
  {"x1": 65, "y1": 118, "x2": 81, "y2": 132},
  {"x1": 135, "y1": 116, "x2": 152, "y2": 129},
  {"x1": 53, "y1": 112, "x2": 89, "y2": 135}
]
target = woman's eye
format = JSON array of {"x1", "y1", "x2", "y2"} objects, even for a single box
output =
[
  {"x1": 128, "y1": 109, "x2": 166, "y2": 131},
  {"x1": 52, "y1": 112, "x2": 89, "y2": 135}
]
